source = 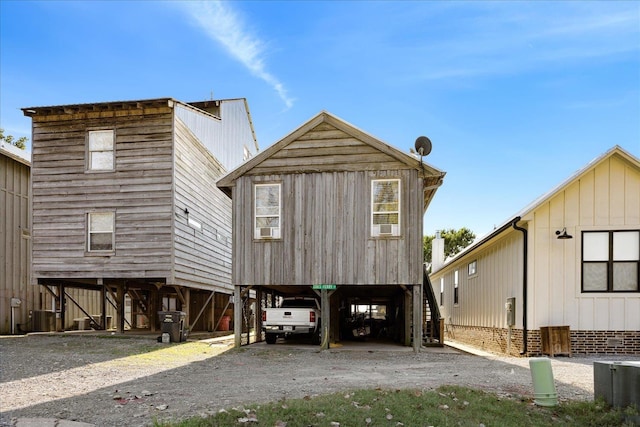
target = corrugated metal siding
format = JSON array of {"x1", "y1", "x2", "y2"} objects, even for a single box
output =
[
  {"x1": 173, "y1": 117, "x2": 233, "y2": 291},
  {"x1": 0, "y1": 151, "x2": 33, "y2": 333},
  {"x1": 175, "y1": 100, "x2": 256, "y2": 172}
]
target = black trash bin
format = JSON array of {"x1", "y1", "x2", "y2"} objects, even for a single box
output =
[{"x1": 158, "y1": 311, "x2": 186, "y2": 342}]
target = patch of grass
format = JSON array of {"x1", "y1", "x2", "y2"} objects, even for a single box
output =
[{"x1": 156, "y1": 385, "x2": 637, "y2": 427}]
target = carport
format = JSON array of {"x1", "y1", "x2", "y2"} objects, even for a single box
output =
[{"x1": 232, "y1": 283, "x2": 423, "y2": 350}]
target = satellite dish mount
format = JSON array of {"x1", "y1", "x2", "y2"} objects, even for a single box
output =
[{"x1": 414, "y1": 136, "x2": 432, "y2": 169}]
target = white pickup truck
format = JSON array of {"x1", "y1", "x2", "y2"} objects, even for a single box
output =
[{"x1": 262, "y1": 297, "x2": 321, "y2": 344}]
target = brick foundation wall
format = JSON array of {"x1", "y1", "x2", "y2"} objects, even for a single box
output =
[{"x1": 445, "y1": 324, "x2": 640, "y2": 356}]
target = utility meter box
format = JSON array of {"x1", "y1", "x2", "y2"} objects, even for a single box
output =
[{"x1": 506, "y1": 297, "x2": 516, "y2": 326}]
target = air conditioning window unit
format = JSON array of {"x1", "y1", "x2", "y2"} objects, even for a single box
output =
[
  {"x1": 260, "y1": 227, "x2": 273, "y2": 238},
  {"x1": 379, "y1": 224, "x2": 393, "y2": 235}
]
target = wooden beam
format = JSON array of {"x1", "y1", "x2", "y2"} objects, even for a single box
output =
[
  {"x1": 187, "y1": 291, "x2": 214, "y2": 333},
  {"x1": 214, "y1": 294, "x2": 233, "y2": 331},
  {"x1": 116, "y1": 282, "x2": 125, "y2": 333},
  {"x1": 404, "y1": 290, "x2": 411, "y2": 347},
  {"x1": 240, "y1": 285, "x2": 253, "y2": 298},
  {"x1": 57, "y1": 284, "x2": 65, "y2": 332},
  {"x1": 63, "y1": 291, "x2": 101, "y2": 329},
  {"x1": 234, "y1": 286, "x2": 242, "y2": 348},
  {"x1": 413, "y1": 284, "x2": 422, "y2": 353},
  {"x1": 173, "y1": 286, "x2": 186, "y2": 305}
]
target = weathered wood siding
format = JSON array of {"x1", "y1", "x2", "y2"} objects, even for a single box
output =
[
  {"x1": 1, "y1": 148, "x2": 33, "y2": 333},
  {"x1": 173, "y1": 117, "x2": 233, "y2": 291},
  {"x1": 529, "y1": 152, "x2": 640, "y2": 331},
  {"x1": 232, "y1": 123, "x2": 424, "y2": 286},
  {"x1": 30, "y1": 107, "x2": 174, "y2": 280}
]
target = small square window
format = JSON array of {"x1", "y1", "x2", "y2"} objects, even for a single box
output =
[
  {"x1": 88, "y1": 130, "x2": 114, "y2": 171},
  {"x1": 88, "y1": 212, "x2": 114, "y2": 252}
]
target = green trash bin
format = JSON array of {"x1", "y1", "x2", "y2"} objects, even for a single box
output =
[
  {"x1": 158, "y1": 311, "x2": 186, "y2": 343},
  {"x1": 529, "y1": 357, "x2": 558, "y2": 406}
]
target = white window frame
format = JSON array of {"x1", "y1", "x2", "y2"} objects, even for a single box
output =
[
  {"x1": 582, "y1": 230, "x2": 639, "y2": 292},
  {"x1": 453, "y1": 270, "x2": 459, "y2": 305},
  {"x1": 371, "y1": 179, "x2": 401, "y2": 237},
  {"x1": 254, "y1": 183, "x2": 281, "y2": 240},
  {"x1": 468, "y1": 260, "x2": 477, "y2": 276},
  {"x1": 87, "y1": 211, "x2": 115, "y2": 253},
  {"x1": 87, "y1": 129, "x2": 115, "y2": 171}
]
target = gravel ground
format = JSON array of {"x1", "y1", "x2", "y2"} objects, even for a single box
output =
[{"x1": 1, "y1": 333, "x2": 637, "y2": 427}]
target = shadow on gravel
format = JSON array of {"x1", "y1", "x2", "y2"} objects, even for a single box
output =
[
  {"x1": 1, "y1": 334, "x2": 621, "y2": 427},
  {"x1": 0, "y1": 334, "x2": 169, "y2": 383}
]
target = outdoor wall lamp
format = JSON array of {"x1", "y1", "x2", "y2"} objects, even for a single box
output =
[{"x1": 555, "y1": 227, "x2": 573, "y2": 240}]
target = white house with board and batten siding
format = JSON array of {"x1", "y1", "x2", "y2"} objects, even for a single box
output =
[{"x1": 430, "y1": 145, "x2": 640, "y2": 356}]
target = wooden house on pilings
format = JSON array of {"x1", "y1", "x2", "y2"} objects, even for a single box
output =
[
  {"x1": 22, "y1": 97, "x2": 257, "y2": 335},
  {"x1": 217, "y1": 111, "x2": 446, "y2": 351}
]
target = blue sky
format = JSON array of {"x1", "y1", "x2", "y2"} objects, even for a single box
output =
[{"x1": 1, "y1": 1, "x2": 639, "y2": 238}]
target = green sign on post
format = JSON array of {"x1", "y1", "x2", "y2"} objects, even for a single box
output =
[{"x1": 312, "y1": 284, "x2": 337, "y2": 290}]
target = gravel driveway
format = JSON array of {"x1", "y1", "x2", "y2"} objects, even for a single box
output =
[{"x1": 1, "y1": 333, "x2": 636, "y2": 426}]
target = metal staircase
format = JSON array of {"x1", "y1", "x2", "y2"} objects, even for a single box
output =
[{"x1": 422, "y1": 264, "x2": 442, "y2": 345}]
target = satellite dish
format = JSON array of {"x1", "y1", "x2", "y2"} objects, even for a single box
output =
[{"x1": 415, "y1": 136, "x2": 432, "y2": 157}]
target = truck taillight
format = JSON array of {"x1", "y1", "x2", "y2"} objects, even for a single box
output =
[
  {"x1": 262, "y1": 312, "x2": 266, "y2": 322},
  {"x1": 309, "y1": 311, "x2": 315, "y2": 322}
]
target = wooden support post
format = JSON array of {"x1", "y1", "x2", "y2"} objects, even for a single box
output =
[
  {"x1": 413, "y1": 284, "x2": 422, "y2": 353},
  {"x1": 255, "y1": 288, "x2": 263, "y2": 342},
  {"x1": 321, "y1": 289, "x2": 330, "y2": 350},
  {"x1": 57, "y1": 284, "x2": 66, "y2": 331},
  {"x1": 404, "y1": 289, "x2": 411, "y2": 347},
  {"x1": 116, "y1": 281, "x2": 125, "y2": 333},
  {"x1": 99, "y1": 279, "x2": 106, "y2": 330},
  {"x1": 234, "y1": 286, "x2": 242, "y2": 348},
  {"x1": 210, "y1": 292, "x2": 216, "y2": 332},
  {"x1": 150, "y1": 286, "x2": 159, "y2": 332},
  {"x1": 183, "y1": 287, "x2": 191, "y2": 330}
]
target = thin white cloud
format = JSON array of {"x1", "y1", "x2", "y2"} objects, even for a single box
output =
[
  {"x1": 179, "y1": 1, "x2": 294, "y2": 109},
  {"x1": 407, "y1": 2, "x2": 640, "y2": 81}
]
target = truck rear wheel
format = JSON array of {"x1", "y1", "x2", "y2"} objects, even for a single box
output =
[
  {"x1": 265, "y1": 334, "x2": 277, "y2": 344},
  {"x1": 311, "y1": 327, "x2": 321, "y2": 345}
]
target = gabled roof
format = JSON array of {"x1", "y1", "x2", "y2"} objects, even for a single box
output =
[
  {"x1": 431, "y1": 145, "x2": 640, "y2": 273},
  {"x1": 217, "y1": 111, "x2": 445, "y2": 203}
]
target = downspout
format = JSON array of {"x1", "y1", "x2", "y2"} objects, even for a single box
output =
[{"x1": 511, "y1": 217, "x2": 528, "y2": 356}]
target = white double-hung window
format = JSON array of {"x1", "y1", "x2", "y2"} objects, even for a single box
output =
[
  {"x1": 87, "y1": 130, "x2": 114, "y2": 171},
  {"x1": 88, "y1": 212, "x2": 115, "y2": 252},
  {"x1": 371, "y1": 179, "x2": 400, "y2": 237},
  {"x1": 254, "y1": 183, "x2": 281, "y2": 239}
]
